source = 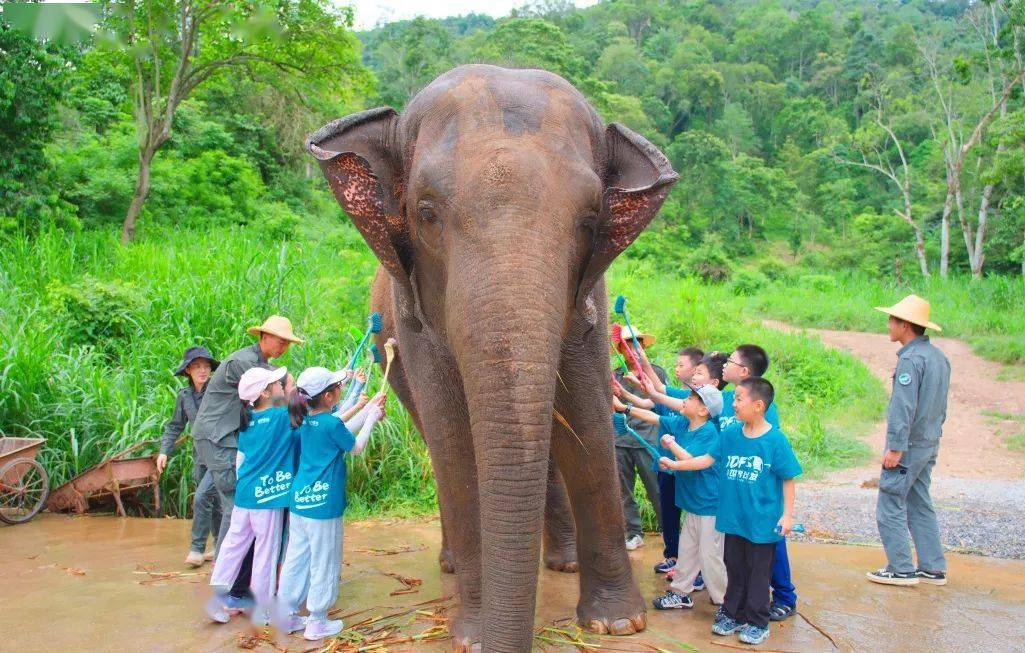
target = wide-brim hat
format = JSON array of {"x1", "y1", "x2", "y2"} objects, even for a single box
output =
[
  {"x1": 247, "y1": 315, "x2": 304, "y2": 343},
  {"x1": 874, "y1": 294, "x2": 941, "y2": 332},
  {"x1": 175, "y1": 345, "x2": 220, "y2": 376},
  {"x1": 614, "y1": 324, "x2": 656, "y2": 348}
]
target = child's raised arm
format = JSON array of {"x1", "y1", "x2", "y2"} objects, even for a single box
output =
[
  {"x1": 350, "y1": 396, "x2": 386, "y2": 456},
  {"x1": 639, "y1": 375, "x2": 686, "y2": 413},
  {"x1": 613, "y1": 396, "x2": 659, "y2": 425},
  {"x1": 616, "y1": 382, "x2": 654, "y2": 409},
  {"x1": 637, "y1": 347, "x2": 667, "y2": 394}
]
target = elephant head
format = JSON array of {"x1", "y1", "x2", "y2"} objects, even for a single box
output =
[{"x1": 307, "y1": 64, "x2": 677, "y2": 648}]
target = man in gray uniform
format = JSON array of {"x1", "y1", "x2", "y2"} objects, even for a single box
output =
[
  {"x1": 192, "y1": 315, "x2": 302, "y2": 552},
  {"x1": 612, "y1": 326, "x2": 666, "y2": 550},
  {"x1": 868, "y1": 295, "x2": 951, "y2": 587}
]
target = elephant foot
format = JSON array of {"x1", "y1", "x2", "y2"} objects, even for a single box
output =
[
  {"x1": 450, "y1": 613, "x2": 481, "y2": 652},
  {"x1": 544, "y1": 544, "x2": 579, "y2": 573},
  {"x1": 438, "y1": 547, "x2": 456, "y2": 574},
  {"x1": 578, "y1": 579, "x2": 647, "y2": 635}
]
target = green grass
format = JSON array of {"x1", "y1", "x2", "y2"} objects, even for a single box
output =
[
  {"x1": 983, "y1": 410, "x2": 1025, "y2": 453},
  {"x1": 0, "y1": 225, "x2": 910, "y2": 522},
  {"x1": 731, "y1": 267, "x2": 1025, "y2": 365}
]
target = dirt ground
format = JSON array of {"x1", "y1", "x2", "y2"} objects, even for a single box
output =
[
  {"x1": 767, "y1": 322, "x2": 1025, "y2": 558},
  {"x1": 4, "y1": 514, "x2": 1025, "y2": 652}
]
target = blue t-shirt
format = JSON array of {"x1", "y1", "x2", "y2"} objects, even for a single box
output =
[
  {"x1": 290, "y1": 411, "x2": 356, "y2": 520},
  {"x1": 717, "y1": 389, "x2": 780, "y2": 432},
  {"x1": 234, "y1": 406, "x2": 298, "y2": 510},
  {"x1": 710, "y1": 423, "x2": 802, "y2": 543},
  {"x1": 659, "y1": 416, "x2": 719, "y2": 517}
]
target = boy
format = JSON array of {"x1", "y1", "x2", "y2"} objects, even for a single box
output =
[
  {"x1": 636, "y1": 384, "x2": 727, "y2": 609},
  {"x1": 721, "y1": 345, "x2": 794, "y2": 621},
  {"x1": 664, "y1": 378, "x2": 801, "y2": 646}
]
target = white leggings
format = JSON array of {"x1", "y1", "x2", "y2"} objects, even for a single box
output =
[{"x1": 277, "y1": 513, "x2": 344, "y2": 621}]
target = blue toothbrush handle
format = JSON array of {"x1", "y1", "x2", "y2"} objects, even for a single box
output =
[
  {"x1": 346, "y1": 330, "x2": 373, "y2": 370},
  {"x1": 621, "y1": 309, "x2": 643, "y2": 357},
  {"x1": 776, "y1": 523, "x2": 806, "y2": 534}
]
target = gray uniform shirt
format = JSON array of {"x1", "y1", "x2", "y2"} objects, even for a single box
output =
[
  {"x1": 614, "y1": 364, "x2": 667, "y2": 448},
  {"x1": 886, "y1": 336, "x2": 951, "y2": 451},
  {"x1": 159, "y1": 385, "x2": 205, "y2": 456},
  {"x1": 191, "y1": 343, "x2": 273, "y2": 448}
]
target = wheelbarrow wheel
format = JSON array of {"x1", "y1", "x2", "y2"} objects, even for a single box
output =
[{"x1": 0, "y1": 458, "x2": 49, "y2": 525}]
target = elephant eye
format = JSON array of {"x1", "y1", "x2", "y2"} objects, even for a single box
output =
[{"x1": 418, "y1": 207, "x2": 438, "y2": 224}]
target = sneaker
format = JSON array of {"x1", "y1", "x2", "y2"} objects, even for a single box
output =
[
  {"x1": 222, "y1": 594, "x2": 256, "y2": 613},
  {"x1": 273, "y1": 613, "x2": 307, "y2": 634},
  {"x1": 769, "y1": 601, "x2": 796, "y2": 621},
  {"x1": 304, "y1": 618, "x2": 344, "y2": 641},
  {"x1": 185, "y1": 551, "x2": 205, "y2": 568},
  {"x1": 916, "y1": 569, "x2": 947, "y2": 586},
  {"x1": 692, "y1": 571, "x2": 705, "y2": 592},
  {"x1": 625, "y1": 534, "x2": 644, "y2": 550},
  {"x1": 711, "y1": 615, "x2": 744, "y2": 636},
  {"x1": 204, "y1": 595, "x2": 231, "y2": 624},
  {"x1": 653, "y1": 558, "x2": 676, "y2": 574},
  {"x1": 652, "y1": 591, "x2": 693, "y2": 610},
  {"x1": 738, "y1": 623, "x2": 770, "y2": 645},
  {"x1": 866, "y1": 568, "x2": 919, "y2": 586},
  {"x1": 713, "y1": 606, "x2": 729, "y2": 624},
  {"x1": 203, "y1": 551, "x2": 215, "y2": 562}
]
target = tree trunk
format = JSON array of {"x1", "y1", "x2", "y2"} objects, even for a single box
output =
[
  {"x1": 973, "y1": 182, "x2": 994, "y2": 278},
  {"x1": 911, "y1": 225, "x2": 930, "y2": 277},
  {"x1": 940, "y1": 187, "x2": 953, "y2": 277},
  {"x1": 121, "y1": 146, "x2": 155, "y2": 244}
]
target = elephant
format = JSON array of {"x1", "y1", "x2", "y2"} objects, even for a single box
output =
[{"x1": 306, "y1": 64, "x2": 678, "y2": 652}]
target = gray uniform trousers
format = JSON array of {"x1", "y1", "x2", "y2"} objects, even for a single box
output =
[
  {"x1": 189, "y1": 448, "x2": 223, "y2": 554},
  {"x1": 616, "y1": 445, "x2": 663, "y2": 539},
  {"x1": 194, "y1": 437, "x2": 239, "y2": 555},
  {"x1": 875, "y1": 443, "x2": 946, "y2": 574}
]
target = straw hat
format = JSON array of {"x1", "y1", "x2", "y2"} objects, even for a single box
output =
[
  {"x1": 615, "y1": 325, "x2": 656, "y2": 348},
  {"x1": 247, "y1": 315, "x2": 305, "y2": 343},
  {"x1": 874, "y1": 294, "x2": 941, "y2": 332}
]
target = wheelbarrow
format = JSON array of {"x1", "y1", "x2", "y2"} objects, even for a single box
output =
[
  {"x1": 0, "y1": 436, "x2": 49, "y2": 525},
  {"x1": 47, "y1": 440, "x2": 162, "y2": 517}
]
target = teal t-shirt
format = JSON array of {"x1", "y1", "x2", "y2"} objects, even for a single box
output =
[
  {"x1": 717, "y1": 389, "x2": 780, "y2": 432},
  {"x1": 234, "y1": 406, "x2": 297, "y2": 510},
  {"x1": 659, "y1": 416, "x2": 719, "y2": 517},
  {"x1": 290, "y1": 411, "x2": 356, "y2": 520},
  {"x1": 710, "y1": 423, "x2": 802, "y2": 543}
]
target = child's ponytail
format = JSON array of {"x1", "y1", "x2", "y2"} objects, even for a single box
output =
[
  {"x1": 289, "y1": 388, "x2": 311, "y2": 428},
  {"x1": 239, "y1": 399, "x2": 252, "y2": 431}
]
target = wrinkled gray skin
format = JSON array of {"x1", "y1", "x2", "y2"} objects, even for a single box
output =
[{"x1": 307, "y1": 64, "x2": 677, "y2": 652}]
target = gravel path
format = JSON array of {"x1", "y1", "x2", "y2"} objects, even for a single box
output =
[{"x1": 767, "y1": 322, "x2": 1025, "y2": 559}]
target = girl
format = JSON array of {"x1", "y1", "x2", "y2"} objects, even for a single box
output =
[
  {"x1": 205, "y1": 365, "x2": 295, "y2": 624},
  {"x1": 275, "y1": 366, "x2": 386, "y2": 640},
  {"x1": 156, "y1": 345, "x2": 221, "y2": 567}
]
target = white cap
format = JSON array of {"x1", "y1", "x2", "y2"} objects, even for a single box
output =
[
  {"x1": 296, "y1": 366, "x2": 348, "y2": 398},
  {"x1": 686, "y1": 383, "x2": 724, "y2": 418},
  {"x1": 238, "y1": 366, "x2": 287, "y2": 404}
]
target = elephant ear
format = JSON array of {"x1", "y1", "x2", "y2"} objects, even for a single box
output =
[
  {"x1": 306, "y1": 108, "x2": 413, "y2": 295},
  {"x1": 577, "y1": 123, "x2": 679, "y2": 309}
]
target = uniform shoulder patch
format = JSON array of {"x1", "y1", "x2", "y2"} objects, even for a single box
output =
[{"x1": 897, "y1": 373, "x2": 912, "y2": 386}]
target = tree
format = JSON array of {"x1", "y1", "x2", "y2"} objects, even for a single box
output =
[
  {"x1": 100, "y1": 0, "x2": 370, "y2": 243},
  {"x1": 474, "y1": 17, "x2": 584, "y2": 82}
]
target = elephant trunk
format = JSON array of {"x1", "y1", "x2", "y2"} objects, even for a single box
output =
[{"x1": 448, "y1": 243, "x2": 569, "y2": 651}]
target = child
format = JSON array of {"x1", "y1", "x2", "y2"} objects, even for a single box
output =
[
  {"x1": 663, "y1": 378, "x2": 801, "y2": 646},
  {"x1": 721, "y1": 344, "x2": 794, "y2": 622},
  {"x1": 156, "y1": 345, "x2": 221, "y2": 568},
  {"x1": 619, "y1": 383, "x2": 728, "y2": 609},
  {"x1": 275, "y1": 367, "x2": 386, "y2": 640},
  {"x1": 205, "y1": 365, "x2": 293, "y2": 624}
]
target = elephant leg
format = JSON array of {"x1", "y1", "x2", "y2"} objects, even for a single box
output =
[
  {"x1": 551, "y1": 333, "x2": 645, "y2": 635},
  {"x1": 438, "y1": 493, "x2": 457, "y2": 574},
  {"x1": 543, "y1": 460, "x2": 578, "y2": 573}
]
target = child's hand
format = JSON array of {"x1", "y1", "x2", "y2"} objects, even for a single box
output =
[
  {"x1": 355, "y1": 368, "x2": 368, "y2": 383},
  {"x1": 639, "y1": 374, "x2": 656, "y2": 395},
  {"x1": 356, "y1": 392, "x2": 369, "y2": 408},
  {"x1": 777, "y1": 514, "x2": 794, "y2": 536},
  {"x1": 661, "y1": 434, "x2": 676, "y2": 448},
  {"x1": 658, "y1": 456, "x2": 673, "y2": 471},
  {"x1": 624, "y1": 372, "x2": 641, "y2": 387},
  {"x1": 611, "y1": 378, "x2": 624, "y2": 398},
  {"x1": 612, "y1": 396, "x2": 627, "y2": 412}
]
